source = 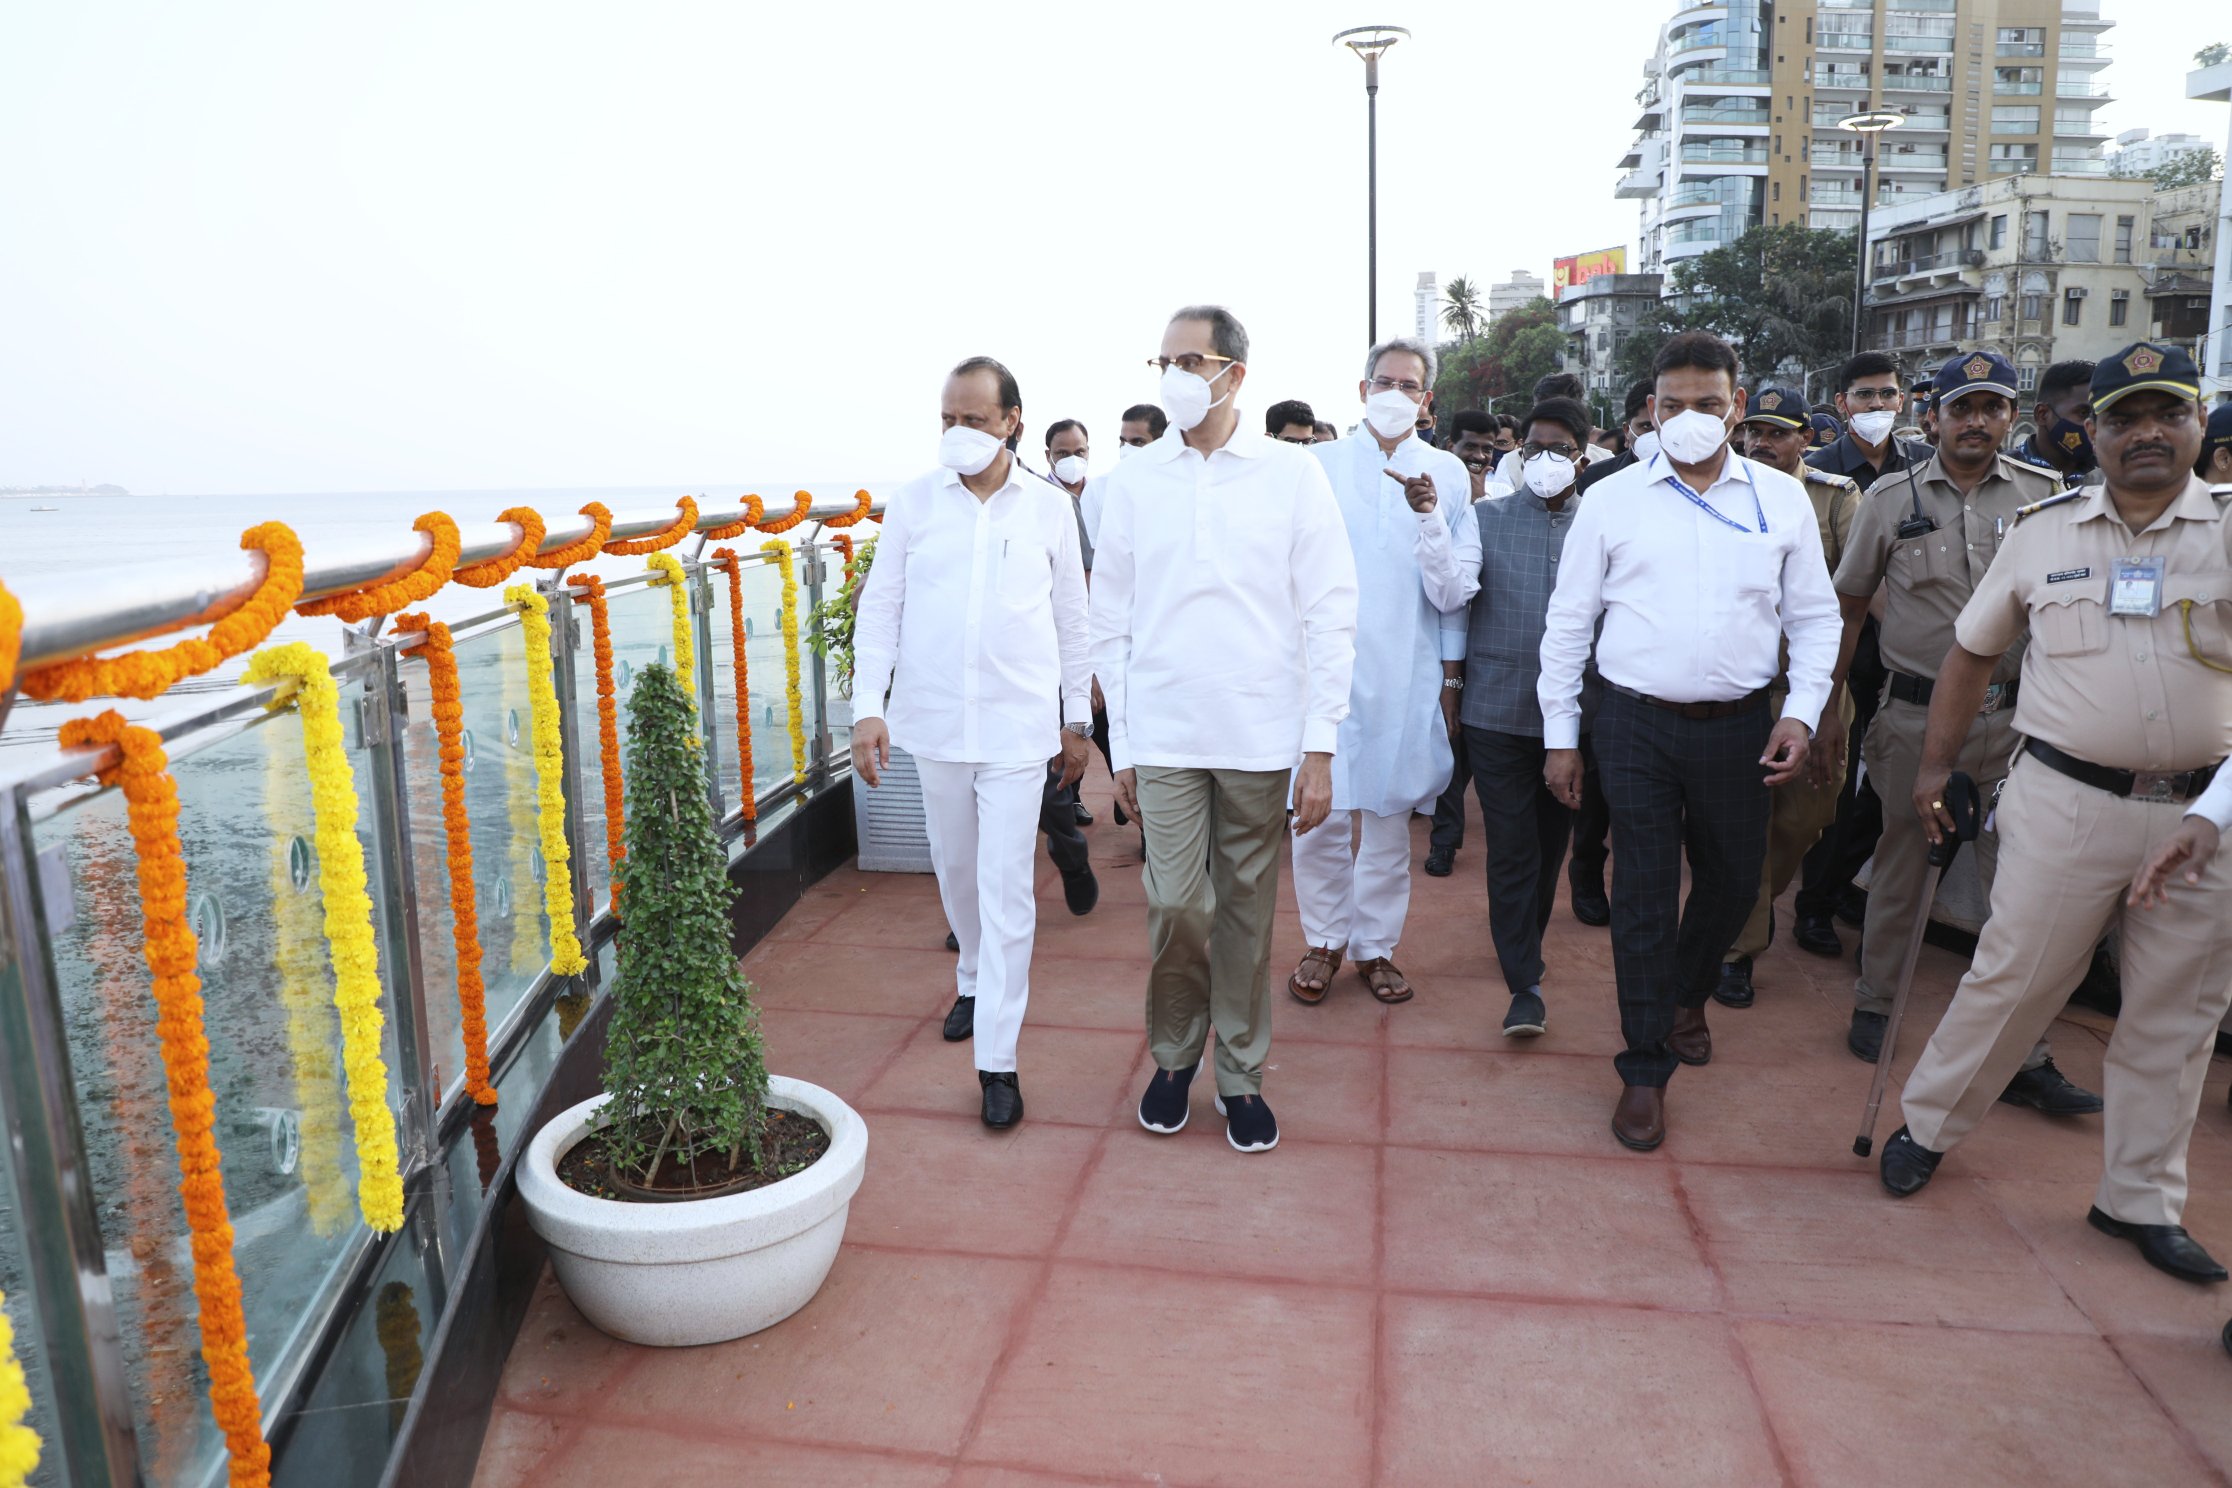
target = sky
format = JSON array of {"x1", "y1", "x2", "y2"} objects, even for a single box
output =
[{"x1": 2, "y1": 1, "x2": 2224, "y2": 497}]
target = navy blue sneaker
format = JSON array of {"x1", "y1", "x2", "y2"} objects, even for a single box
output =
[
  {"x1": 1138, "y1": 1063, "x2": 1197, "y2": 1135},
  {"x1": 1213, "y1": 1092, "x2": 1280, "y2": 1153}
]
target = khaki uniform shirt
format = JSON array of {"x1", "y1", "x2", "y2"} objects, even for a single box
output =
[
  {"x1": 1804, "y1": 467, "x2": 1862, "y2": 576},
  {"x1": 1834, "y1": 451, "x2": 2057, "y2": 686},
  {"x1": 1955, "y1": 476, "x2": 2232, "y2": 773}
]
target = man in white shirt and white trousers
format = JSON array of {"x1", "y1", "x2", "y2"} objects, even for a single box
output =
[
  {"x1": 1288, "y1": 336, "x2": 1479, "y2": 1007},
  {"x1": 1539, "y1": 331, "x2": 1842, "y2": 1152},
  {"x1": 1095, "y1": 304, "x2": 1359, "y2": 1154},
  {"x1": 852, "y1": 355, "x2": 1093, "y2": 1131}
]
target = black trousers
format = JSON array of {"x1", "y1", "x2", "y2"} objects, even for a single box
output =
[
  {"x1": 1595, "y1": 689, "x2": 1774, "y2": 1087},
  {"x1": 1796, "y1": 616, "x2": 1885, "y2": 919},
  {"x1": 1465, "y1": 727, "x2": 1578, "y2": 996},
  {"x1": 1428, "y1": 726, "x2": 1471, "y2": 854}
]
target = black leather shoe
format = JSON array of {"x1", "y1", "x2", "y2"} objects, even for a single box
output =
[
  {"x1": 944, "y1": 930, "x2": 960, "y2": 953},
  {"x1": 1569, "y1": 871, "x2": 1611, "y2": 927},
  {"x1": 1073, "y1": 803, "x2": 1094, "y2": 826},
  {"x1": 1835, "y1": 888, "x2": 1868, "y2": 928},
  {"x1": 942, "y1": 995, "x2": 975, "y2": 1042},
  {"x1": 1712, "y1": 957, "x2": 1755, "y2": 1009},
  {"x1": 1848, "y1": 1009, "x2": 1888, "y2": 1064},
  {"x1": 979, "y1": 1070, "x2": 1023, "y2": 1129},
  {"x1": 1062, "y1": 864, "x2": 1099, "y2": 916},
  {"x1": 1879, "y1": 1126, "x2": 1943, "y2": 1197},
  {"x1": 1794, "y1": 912, "x2": 1843, "y2": 958},
  {"x1": 1424, "y1": 847, "x2": 1455, "y2": 878},
  {"x1": 2087, "y1": 1207, "x2": 2229, "y2": 1284},
  {"x1": 1998, "y1": 1057, "x2": 2104, "y2": 1117}
]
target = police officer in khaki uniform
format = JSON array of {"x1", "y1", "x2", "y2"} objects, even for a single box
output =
[
  {"x1": 1714, "y1": 386, "x2": 1863, "y2": 1007},
  {"x1": 1824, "y1": 351, "x2": 2105, "y2": 1112},
  {"x1": 1881, "y1": 344, "x2": 2232, "y2": 1286}
]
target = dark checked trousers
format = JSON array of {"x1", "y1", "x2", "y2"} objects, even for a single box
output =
[{"x1": 1595, "y1": 687, "x2": 1774, "y2": 1087}]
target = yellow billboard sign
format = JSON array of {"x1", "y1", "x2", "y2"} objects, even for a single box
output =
[{"x1": 1552, "y1": 247, "x2": 1629, "y2": 295}]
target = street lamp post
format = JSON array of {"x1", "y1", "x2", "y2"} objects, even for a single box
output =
[
  {"x1": 1838, "y1": 110, "x2": 1904, "y2": 355},
  {"x1": 1335, "y1": 25, "x2": 1409, "y2": 345}
]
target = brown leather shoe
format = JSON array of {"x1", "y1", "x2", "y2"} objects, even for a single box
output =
[
  {"x1": 1612, "y1": 1085, "x2": 1665, "y2": 1151},
  {"x1": 1670, "y1": 1003, "x2": 1712, "y2": 1066}
]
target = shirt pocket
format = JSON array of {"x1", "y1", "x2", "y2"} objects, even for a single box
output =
[
  {"x1": 1893, "y1": 532, "x2": 1965, "y2": 593},
  {"x1": 1729, "y1": 537, "x2": 1782, "y2": 598},
  {"x1": 2029, "y1": 584, "x2": 2107, "y2": 659},
  {"x1": 998, "y1": 535, "x2": 1051, "y2": 606},
  {"x1": 2166, "y1": 569, "x2": 2232, "y2": 672}
]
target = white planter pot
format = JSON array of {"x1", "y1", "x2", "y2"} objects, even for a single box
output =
[{"x1": 518, "y1": 1077, "x2": 868, "y2": 1347}]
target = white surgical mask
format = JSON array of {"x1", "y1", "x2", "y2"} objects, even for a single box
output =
[
  {"x1": 939, "y1": 424, "x2": 1005, "y2": 477},
  {"x1": 1849, "y1": 408, "x2": 1899, "y2": 444},
  {"x1": 1364, "y1": 388, "x2": 1420, "y2": 440},
  {"x1": 1656, "y1": 408, "x2": 1731, "y2": 465},
  {"x1": 1631, "y1": 429, "x2": 1662, "y2": 465},
  {"x1": 1052, "y1": 454, "x2": 1089, "y2": 486},
  {"x1": 1523, "y1": 451, "x2": 1576, "y2": 499},
  {"x1": 1160, "y1": 363, "x2": 1236, "y2": 432},
  {"x1": 1116, "y1": 442, "x2": 1140, "y2": 461}
]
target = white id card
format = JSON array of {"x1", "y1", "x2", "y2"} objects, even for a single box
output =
[{"x1": 2109, "y1": 557, "x2": 2165, "y2": 618}]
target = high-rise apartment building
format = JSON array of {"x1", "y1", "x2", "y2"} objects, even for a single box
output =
[
  {"x1": 1415, "y1": 271, "x2": 1439, "y2": 344},
  {"x1": 2106, "y1": 129, "x2": 2213, "y2": 179},
  {"x1": 1619, "y1": 1, "x2": 2114, "y2": 276}
]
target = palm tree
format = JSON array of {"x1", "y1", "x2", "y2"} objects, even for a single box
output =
[{"x1": 1440, "y1": 277, "x2": 1483, "y2": 343}]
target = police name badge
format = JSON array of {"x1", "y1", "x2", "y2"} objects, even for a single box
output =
[{"x1": 2109, "y1": 556, "x2": 2165, "y2": 618}]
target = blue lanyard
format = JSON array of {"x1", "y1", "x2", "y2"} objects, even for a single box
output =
[{"x1": 1665, "y1": 471, "x2": 1766, "y2": 534}]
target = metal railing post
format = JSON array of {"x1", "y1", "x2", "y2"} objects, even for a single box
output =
[
  {"x1": 0, "y1": 786, "x2": 142, "y2": 1487},
  {"x1": 546, "y1": 582, "x2": 598, "y2": 979},
  {"x1": 804, "y1": 544, "x2": 833, "y2": 787},
  {"x1": 691, "y1": 563, "x2": 724, "y2": 820}
]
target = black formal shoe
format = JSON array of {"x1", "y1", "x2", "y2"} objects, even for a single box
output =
[
  {"x1": 1138, "y1": 1063, "x2": 1197, "y2": 1134},
  {"x1": 1570, "y1": 872, "x2": 1611, "y2": 927},
  {"x1": 1879, "y1": 1126, "x2": 1943, "y2": 1197},
  {"x1": 945, "y1": 930, "x2": 960, "y2": 953},
  {"x1": 1503, "y1": 989, "x2": 1547, "y2": 1038},
  {"x1": 1998, "y1": 1058, "x2": 2104, "y2": 1117},
  {"x1": 1848, "y1": 1009, "x2": 1888, "y2": 1064},
  {"x1": 1835, "y1": 888, "x2": 1868, "y2": 928},
  {"x1": 2087, "y1": 1207, "x2": 2229, "y2": 1284},
  {"x1": 1713, "y1": 957, "x2": 1755, "y2": 1009},
  {"x1": 1062, "y1": 864, "x2": 1100, "y2": 916},
  {"x1": 1424, "y1": 846, "x2": 1455, "y2": 878},
  {"x1": 1794, "y1": 912, "x2": 1844, "y2": 958},
  {"x1": 1073, "y1": 803, "x2": 1094, "y2": 826},
  {"x1": 942, "y1": 995, "x2": 975, "y2": 1042},
  {"x1": 979, "y1": 1070, "x2": 1023, "y2": 1128}
]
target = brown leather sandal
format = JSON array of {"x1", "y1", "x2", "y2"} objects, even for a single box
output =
[
  {"x1": 1356, "y1": 957, "x2": 1414, "y2": 1005},
  {"x1": 1288, "y1": 946, "x2": 1344, "y2": 1005}
]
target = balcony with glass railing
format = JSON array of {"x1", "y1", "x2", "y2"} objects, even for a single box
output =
[
  {"x1": 1680, "y1": 66, "x2": 1770, "y2": 86},
  {"x1": 1885, "y1": 73, "x2": 1955, "y2": 92},
  {"x1": 1680, "y1": 106, "x2": 1770, "y2": 126},
  {"x1": 2058, "y1": 79, "x2": 2111, "y2": 98},
  {"x1": 1678, "y1": 145, "x2": 1769, "y2": 165}
]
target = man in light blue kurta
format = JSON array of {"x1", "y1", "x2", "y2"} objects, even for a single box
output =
[{"x1": 1288, "y1": 338, "x2": 1481, "y2": 1006}]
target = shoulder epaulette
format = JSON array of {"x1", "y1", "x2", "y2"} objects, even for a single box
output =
[
  {"x1": 2013, "y1": 490, "x2": 2085, "y2": 523},
  {"x1": 1803, "y1": 467, "x2": 1860, "y2": 491}
]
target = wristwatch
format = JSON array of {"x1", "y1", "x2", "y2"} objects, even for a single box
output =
[
  {"x1": 1442, "y1": 677, "x2": 1465, "y2": 691},
  {"x1": 1063, "y1": 721, "x2": 1095, "y2": 737}
]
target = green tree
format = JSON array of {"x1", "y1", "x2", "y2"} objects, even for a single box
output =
[
  {"x1": 1440, "y1": 276, "x2": 1484, "y2": 343},
  {"x1": 1432, "y1": 297, "x2": 1565, "y2": 415},
  {"x1": 598, "y1": 661, "x2": 769, "y2": 1183},
  {"x1": 2196, "y1": 42, "x2": 2229, "y2": 67},
  {"x1": 1612, "y1": 223, "x2": 1856, "y2": 386},
  {"x1": 2148, "y1": 147, "x2": 2223, "y2": 192}
]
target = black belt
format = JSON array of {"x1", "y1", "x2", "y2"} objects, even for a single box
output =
[
  {"x1": 2023, "y1": 738, "x2": 2222, "y2": 803},
  {"x1": 1886, "y1": 671, "x2": 2019, "y2": 715},
  {"x1": 1604, "y1": 682, "x2": 1770, "y2": 721}
]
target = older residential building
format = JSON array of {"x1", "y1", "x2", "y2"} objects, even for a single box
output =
[
  {"x1": 1860, "y1": 172, "x2": 2217, "y2": 428},
  {"x1": 1619, "y1": 1, "x2": 2114, "y2": 276},
  {"x1": 1486, "y1": 269, "x2": 1547, "y2": 326},
  {"x1": 1557, "y1": 274, "x2": 1669, "y2": 411},
  {"x1": 2106, "y1": 129, "x2": 2213, "y2": 180}
]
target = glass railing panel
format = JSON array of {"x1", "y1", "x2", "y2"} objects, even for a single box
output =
[
  {"x1": 0, "y1": 1094, "x2": 65, "y2": 1488},
  {"x1": 708, "y1": 553, "x2": 810, "y2": 806},
  {"x1": 35, "y1": 691, "x2": 407, "y2": 1480}
]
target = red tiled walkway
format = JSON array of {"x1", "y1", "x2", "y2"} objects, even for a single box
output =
[{"x1": 477, "y1": 777, "x2": 2232, "y2": 1487}]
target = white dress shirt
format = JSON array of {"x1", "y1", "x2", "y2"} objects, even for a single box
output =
[
  {"x1": 1536, "y1": 448, "x2": 1842, "y2": 750},
  {"x1": 1090, "y1": 422, "x2": 1360, "y2": 773},
  {"x1": 1080, "y1": 473, "x2": 1108, "y2": 550},
  {"x1": 851, "y1": 460, "x2": 1091, "y2": 765}
]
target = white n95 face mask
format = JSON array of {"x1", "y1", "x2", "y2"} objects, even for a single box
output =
[
  {"x1": 1116, "y1": 442, "x2": 1139, "y2": 461},
  {"x1": 1656, "y1": 408, "x2": 1731, "y2": 465},
  {"x1": 1523, "y1": 451, "x2": 1576, "y2": 498},
  {"x1": 939, "y1": 424, "x2": 1005, "y2": 476},
  {"x1": 1364, "y1": 388, "x2": 1420, "y2": 440},
  {"x1": 1160, "y1": 363, "x2": 1236, "y2": 432},
  {"x1": 1631, "y1": 429, "x2": 1662, "y2": 465},
  {"x1": 1052, "y1": 454, "x2": 1089, "y2": 486},
  {"x1": 1849, "y1": 408, "x2": 1899, "y2": 444}
]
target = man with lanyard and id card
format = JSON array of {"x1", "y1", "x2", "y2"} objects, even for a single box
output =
[{"x1": 1538, "y1": 331, "x2": 1842, "y2": 1152}]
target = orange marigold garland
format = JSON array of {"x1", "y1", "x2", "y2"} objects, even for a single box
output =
[
  {"x1": 601, "y1": 495, "x2": 699, "y2": 556},
  {"x1": 821, "y1": 489, "x2": 874, "y2": 529},
  {"x1": 0, "y1": 578, "x2": 20, "y2": 695},
  {"x1": 754, "y1": 492, "x2": 814, "y2": 535},
  {"x1": 526, "y1": 502, "x2": 614, "y2": 570},
  {"x1": 451, "y1": 507, "x2": 549, "y2": 589},
  {"x1": 55, "y1": 711, "x2": 272, "y2": 1488},
  {"x1": 396, "y1": 612, "x2": 497, "y2": 1106},
  {"x1": 20, "y1": 522, "x2": 304, "y2": 702},
  {"x1": 830, "y1": 533, "x2": 857, "y2": 584},
  {"x1": 563, "y1": 576, "x2": 627, "y2": 912},
  {"x1": 297, "y1": 512, "x2": 460, "y2": 622},
  {"x1": 700, "y1": 495, "x2": 765, "y2": 542},
  {"x1": 711, "y1": 549, "x2": 758, "y2": 820}
]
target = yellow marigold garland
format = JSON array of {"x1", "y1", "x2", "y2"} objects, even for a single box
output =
[
  {"x1": 645, "y1": 553, "x2": 696, "y2": 722},
  {"x1": 0, "y1": 579, "x2": 20, "y2": 695},
  {"x1": 297, "y1": 512, "x2": 460, "y2": 622},
  {"x1": 0, "y1": 1290, "x2": 39, "y2": 1487},
  {"x1": 55, "y1": 710, "x2": 271, "y2": 1487},
  {"x1": 711, "y1": 549, "x2": 756, "y2": 821},
  {"x1": 395, "y1": 613, "x2": 497, "y2": 1105},
  {"x1": 761, "y1": 539, "x2": 808, "y2": 783},
  {"x1": 602, "y1": 496, "x2": 698, "y2": 556},
  {"x1": 452, "y1": 507, "x2": 548, "y2": 589},
  {"x1": 264, "y1": 731, "x2": 353, "y2": 1235},
  {"x1": 502, "y1": 584, "x2": 587, "y2": 976},
  {"x1": 240, "y1": 644, "x2": 406, "y2": 1234},
  {"x1": 564, "y1": 576, "x2": 626, "y2": 912}
]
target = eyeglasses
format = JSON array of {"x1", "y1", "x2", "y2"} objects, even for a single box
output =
[
  {"x1": 1276, "y1": 435, "x2": 1315, "y2": 445},
  {"x1": 1147, "y1": 354, "x2": 1239, "y2": 375},
  {"x1": 1522, "y1": 441, "x2": 1580, "y2": 460},
  {"x1": 1845, "y1": 386, "x2": 1902, "y2": 408},
  {"x1": 1366, "y1": 376, "x2": 1426, "y2": 396}
]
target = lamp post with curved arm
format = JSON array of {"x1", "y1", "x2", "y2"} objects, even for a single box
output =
[
  {"x1": 1335, "y1": 25, "x2": 1409, "y2": 345},
  {"x1": 1839, "y1": 109, "x2": 1905, "y2": 355}
]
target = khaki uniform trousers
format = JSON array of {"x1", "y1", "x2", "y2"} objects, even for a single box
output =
[
  {"x1": 1136, "y1": 766, "x2": 1291, "y2": 1098},
  {"x1": 1902, "y1": 757, "x2": 2232, "y2": 1225},
  {"x1": 1729, "y1": 688, "x2": 1854, "y2": 961}
]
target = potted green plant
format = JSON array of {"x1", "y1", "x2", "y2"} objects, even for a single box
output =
[{"x1": 518, "y1": 661, "x2": 867, "y2": 1346}]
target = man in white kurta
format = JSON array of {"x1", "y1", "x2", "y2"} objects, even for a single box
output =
[
  {"x1": 1288, "y1": 338, "x2": 1481, "y2": 1007},
  {"x1": 851, "y1": 356, "x2": 1092, "y2": 1130}
]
